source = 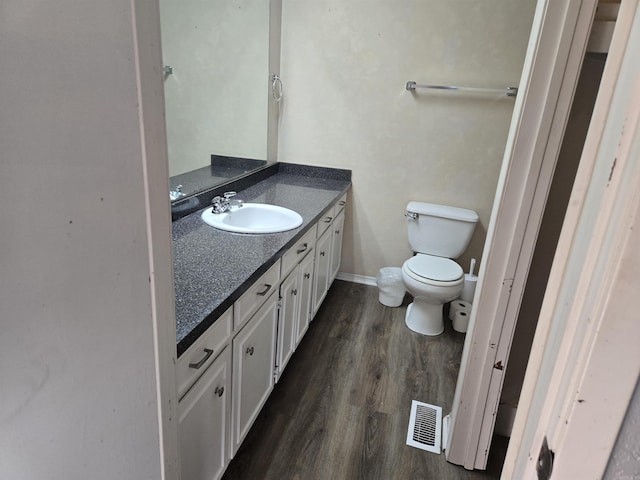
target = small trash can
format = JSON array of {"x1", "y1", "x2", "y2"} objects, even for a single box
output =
[{"x1": 376, "y1": 267, "x2": 405, "y2": 307}]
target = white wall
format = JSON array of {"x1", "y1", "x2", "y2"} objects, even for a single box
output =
[
  {"x1": 278, "y1": 0, "x2": 536, "y2": 277},
  {"x1": 161, "y1": 0, "x2": 270, "y2": 176},
  {"x1": 0, "y1": 1, "x2": 175, "y2": 478}
]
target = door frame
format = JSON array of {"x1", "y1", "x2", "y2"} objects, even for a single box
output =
[
  {"x1": 445, "y1": 0, "x2": 599, "y2": 469},
  {"x1": 504, "y1": 2, "x2": 640, "y2": 477}
]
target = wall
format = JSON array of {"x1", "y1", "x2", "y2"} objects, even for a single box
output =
[
  {"x1": 278, "y1": 0, "x2": 536, "y2": 277},
  {"x1": 161, "y1": 0, "x2": 270, "y2": 176},
  {"x1": 0, "y1": 1, "x2": 175, "y2": 478}
]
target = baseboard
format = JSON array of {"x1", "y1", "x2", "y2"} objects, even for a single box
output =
[{"x1": 335, "y1": 272, "x2": 377, "y2": 286}]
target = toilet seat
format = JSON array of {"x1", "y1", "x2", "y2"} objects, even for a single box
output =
[{"x1": 403, "y1": 254, "x2": 463, "y2": 286}]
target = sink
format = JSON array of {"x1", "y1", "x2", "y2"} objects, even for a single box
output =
[{"x1": 201, "y1": 203, "x2": 303, "y2": 234}]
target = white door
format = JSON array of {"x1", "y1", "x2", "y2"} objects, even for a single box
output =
[
  {"x1": 276, "y1": 268, "x2": 299, "y2": 380},
  {"x1": 179, "y1": 347, "x2": 231, "y2": 480},
  {"x1": 330, "y1": 209, "x2": 345, "y2": 283},
  {"x1": 504, "y1": 4, "x2": 640, "y2": 477},
  {"x1": 295, "y1": 252, "x2": 315, "y2": 345},
  {"x1": 231, "y1": 293, "x2": 278, "y2": 455},
  {"x1": 445, "y1": 0, "x2": 603, "y2": 469},
  {"x1": 312, "y1": 226, "x2": 332, "y2": 316}
]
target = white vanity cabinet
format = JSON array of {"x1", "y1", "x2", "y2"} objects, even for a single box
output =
[
  {"x1": 178, "y1": 191, "x2": 347, "y2": 478},
  {"x1": 231, "y1": 291, "x2": 279, "y2": 456},
  {"x1": 178, "y1": 346, "x2": 231, "y2": 480}
]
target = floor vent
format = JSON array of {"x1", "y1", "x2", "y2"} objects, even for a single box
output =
[{"x1": 406, "y1": 400, "x2": 442, "y2": 454}]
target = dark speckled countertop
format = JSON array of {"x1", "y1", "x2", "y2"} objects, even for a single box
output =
[{"x1": 173, "y1": 164, "x2": 351, "y2": 356}]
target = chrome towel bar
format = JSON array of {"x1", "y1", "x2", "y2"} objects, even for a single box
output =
[{"x1": 406, "y1": 81, "x2": 518, "y2": 97}]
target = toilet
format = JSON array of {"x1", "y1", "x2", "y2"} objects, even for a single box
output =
[{"x1": 401, "y1": 201, "x2": 479, "y2": 335}]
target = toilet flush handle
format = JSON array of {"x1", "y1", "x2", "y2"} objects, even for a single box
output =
[{"x1": 405, "y1": 211, "x2": 418, "y2": 220}]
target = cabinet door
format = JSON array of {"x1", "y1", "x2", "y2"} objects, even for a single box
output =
[
  {"x1": 312, "y1": 226, "x2": 332, "y2": 316},
  {"x1": 179, "y1": 347, "x2": 231, "y2": 480},
  {"x1": 296, "y1": 252, "x2": 314, "y2": 346},
  {"x1": 231, "y1": 292, "x2": 278, "y2": 456},
  {"x1": 330, "y1": 209, "x2": 345, "y2": 283},
  {"x1": 276, "y1": 268, "x2": 299, "y2": 381}
]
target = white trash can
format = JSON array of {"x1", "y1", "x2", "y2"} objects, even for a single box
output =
[{"x1": 376, "y1": 267, "x2": 405, "y2": 307}]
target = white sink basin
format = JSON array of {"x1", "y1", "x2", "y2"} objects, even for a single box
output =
[{"x1": 201, "y1": 203, "x2": 303, "y2": 234}]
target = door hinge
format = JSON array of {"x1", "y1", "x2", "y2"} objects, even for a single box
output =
[
  {"x1": 536, "y1": 436, "x2": 554, "y2": 480},
  {"x1": 273, "y1": 365, "x2": 279, "y2": 382},
  {"x1": 277, "y1": 297, "x2": 283, "y2": 309}
]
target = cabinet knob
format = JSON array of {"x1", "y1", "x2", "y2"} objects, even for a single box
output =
[
  {"x1": 246, "y1": 346, "x2": 255, "y2": 356},
  {"x1": 324, "y1": 216, "x2": 333, "y2": 223},
  {"x1": 214, "y1": 386, "x2": 224, "y2": 397},
  {"x1": 339, "y1": 200, "x2": 346, "y2": 206},
  {"x1": 320, "y1": 251, "x2": 326, "y2": 256},
  {"x1": 296, "y1": 243, "x2": 308, "y2": 254},
  {"x1": 304, "y1": 273, "x2": 310, "y2": 279},
  {"x1": 335, "y1": 229, "x2": 340, "y2": 234},
  {"x1": 292, "y1": 288, "x2": 298, "y2": 296}
]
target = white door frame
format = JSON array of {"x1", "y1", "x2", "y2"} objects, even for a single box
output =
[
  {"x1": 504, "y1": 2, "x2": 640, "y2": 477},
  {"x1": 445, "y1": 0, "x2": 599, "y2": 469}
]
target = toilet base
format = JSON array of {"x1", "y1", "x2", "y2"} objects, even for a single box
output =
[{"x1": 405, "y1": 301, "x2": 444, "y2": 336}]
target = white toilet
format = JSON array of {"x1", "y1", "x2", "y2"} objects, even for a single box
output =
[{"x1": 401, "y1": 201, "x2": 479, "y2": 335}]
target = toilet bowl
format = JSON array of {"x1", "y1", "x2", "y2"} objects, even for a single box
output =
[{"x1": 401, "y1": 254, "x2": 464, "y2": 335}]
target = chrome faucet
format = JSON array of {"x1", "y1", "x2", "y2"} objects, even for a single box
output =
[
  {"x1": 169, "y1": 185, "x2": 185, "y2": 201},
  {"x1": 211, "y1": 191, "x2": 244, "y2": 214}
]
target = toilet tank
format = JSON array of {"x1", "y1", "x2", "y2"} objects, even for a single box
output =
[{"x1": 406, "y1": 202, "x2": 479, "y2": 258}]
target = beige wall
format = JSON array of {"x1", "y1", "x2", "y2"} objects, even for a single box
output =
[
  {"x1": 278, "y1": 0, "x2": 536, "y2": 277},
  {"x1": 161, "y1": 0, "x2": 270, "y2": 176}
]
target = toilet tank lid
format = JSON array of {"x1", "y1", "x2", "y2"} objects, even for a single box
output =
[{"x1": 406, "y1": 201, "x2": 479, "y2": 223}]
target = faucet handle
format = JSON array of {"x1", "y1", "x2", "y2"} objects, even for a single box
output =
[{"x1": 223, "y1": 191, "x2": 236, "y2": 199}]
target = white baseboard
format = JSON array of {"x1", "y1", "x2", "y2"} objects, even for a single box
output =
[{"x1": 335, "y1": 272, "x2": 377, "y2": 286}]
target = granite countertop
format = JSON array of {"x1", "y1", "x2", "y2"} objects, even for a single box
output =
[{"x1": 173, "y1": 166, "x2": 351, "y2": 356}]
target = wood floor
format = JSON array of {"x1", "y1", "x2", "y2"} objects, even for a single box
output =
[{"x1": 222, "y1": 280, "x2": 507, "y2": 480}]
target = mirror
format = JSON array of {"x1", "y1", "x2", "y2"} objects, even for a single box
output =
[{"x1": 160, "y1": 0, "x2": 275, "y2": 200}]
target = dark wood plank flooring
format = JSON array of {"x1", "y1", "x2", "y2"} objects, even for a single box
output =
[{"x1": 223, "y1": 280, "x2": 507, "y2": 480}]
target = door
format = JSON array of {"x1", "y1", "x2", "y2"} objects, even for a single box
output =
[
  {"x1": 179, "y1": 347, "x2": 231, "y2": 480},
  {"x1": 312, "y1": 226, "x2": 332, "y2": 316},
  {"x1": 276, "y1": 268, "x2": 299, "y2": 380},
  {"x1": 295, "y1": 251, "x2": 315, "y2": 345},
  {"x1": 446, "y1": 0, "x2": 603, "y2": 469},
  {"x1": 329, "y1": 209, "x2": 345, "y2": 284},
  {"x1": 231, "y1": 292, "x2": 278, "y2": 455}
]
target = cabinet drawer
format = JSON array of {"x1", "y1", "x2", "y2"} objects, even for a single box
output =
[
  {"x1": 333, "y1": 193, "x2": 347, "y2": 217},
  {"x1": 177, "y1": 307, "x2": 232, "y2": 400},
  {"x1": 233, "y1": 260, "x2": 281, "y2": 332},
  {"x1": 316, "y1": 210, "x2": 335, "y2": 237},
  {"x1": 281, "y1": 228, "x2": 315, "y2": 279}
]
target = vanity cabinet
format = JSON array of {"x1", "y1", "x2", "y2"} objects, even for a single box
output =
[
  {"x1": 178, "y1": 346, "x2": 231, "y2": 480},
  {"x1": 177, "y1": 191, "x2": 347, "y2": 478},
  {"x1": 231, "y1": 291, "x2": 279, "y2": 456}
]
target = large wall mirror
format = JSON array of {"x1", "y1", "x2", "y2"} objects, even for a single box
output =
[{"x1": 160, "y1": 0, "x2": 278, "y2": 201}]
